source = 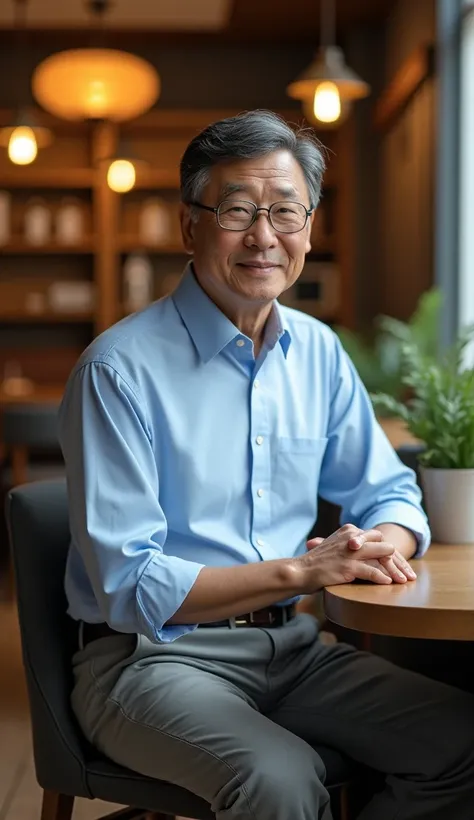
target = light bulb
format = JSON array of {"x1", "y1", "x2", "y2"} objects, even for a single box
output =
[
  {"x1": 86, "y1": 80, "x2": 108, "y2": 117},
  {"x1": 8, "y1": 126, "x2": 38, "y2": 165},
  {"x1": 107, "y1": 159, "x2": 136, "y2": 193},
  {"x1": 313, "y1": 82, "x2": 341, "y2": 124}
]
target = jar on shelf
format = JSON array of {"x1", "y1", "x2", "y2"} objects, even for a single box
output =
[
  {"x1": 123, "y1": 252, "x2": 154, "y2": 313},
  {"x1": 139, "y1": 197, "x2": 171, "y2": 245},
  {"x1": 24, "y1": 196, "x2": 52, "y2": 246},
  {"x1": 0, "y1": 190, "x2": 11, "y2": 245},
  {"x1": 56, "y1": 196, "x2": 84, "y2": 244}
]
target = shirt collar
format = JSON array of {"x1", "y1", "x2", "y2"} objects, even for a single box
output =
[{"x1": 172, "y1": 263, "x2": 292, "y2": 364}]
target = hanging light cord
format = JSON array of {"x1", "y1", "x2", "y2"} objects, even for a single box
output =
[
  {"x1": 86, "y1": 0, "x2": 110, "y2": 47},
  {"x1": 320, "y1": 0, "x2": 336, "y2": 49},
  {"x1": 12, "y1": 0, "x2": 29, "y2": 113}
]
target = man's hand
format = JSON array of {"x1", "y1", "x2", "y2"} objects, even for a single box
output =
[
  {"x1": 307, "y1": 527, "x2": 417, "y2": 584},
  {"x1": 295, "y1": 524, "x2": 396, "y2": 592}
]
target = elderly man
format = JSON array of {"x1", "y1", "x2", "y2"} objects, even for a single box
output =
[{"x1": 59, "y1": 110, "x2": 474, "y2": 820}]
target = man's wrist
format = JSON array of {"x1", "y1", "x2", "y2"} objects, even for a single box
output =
[{"x1": 374, "y1": 523, "x2": 417, "y2": 559}]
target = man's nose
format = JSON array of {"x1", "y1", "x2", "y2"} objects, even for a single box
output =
[{"x1": 244, "y1": 211, "x2": 278, "y2": 249}]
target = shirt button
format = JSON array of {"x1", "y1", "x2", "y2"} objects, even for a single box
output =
[
  {"x1": 257, "y1": 488, "x2": 264, "y2": 497},
  {"x1": 257, "y1": 538, "x2": 264, "y2": 546},
  {"x1": 254, "y1": 379, "x2": 260, "y2": 388},
  {"x1": 255, "y1": 435, "x2": 264, "y2": 445},
  {"x1": 236, "y1": 339, "x2": 245, "y2": 347}
]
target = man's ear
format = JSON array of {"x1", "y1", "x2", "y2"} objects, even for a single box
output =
[{"x1": 180, "y1": 203, "x2": 195, "y2": 255}]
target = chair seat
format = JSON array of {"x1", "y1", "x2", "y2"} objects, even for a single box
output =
[{"x1": 86, "y1": 745, "x2": 356, "y2": 819}]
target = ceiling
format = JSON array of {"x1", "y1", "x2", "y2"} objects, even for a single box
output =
[
  {"x1": 0, "y1": 0, "x2": 396, "y2": 41},
  {"x1": 0, "y1": 0, "x2": 233, "y2": 30}
]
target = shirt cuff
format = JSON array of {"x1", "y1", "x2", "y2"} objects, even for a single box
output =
[
  {"x1": 360, "y1": 506, "x2": 431, "y2": 558},
  {"x1": 136, "y1": 553, "x2": 205, "y2": 643}
]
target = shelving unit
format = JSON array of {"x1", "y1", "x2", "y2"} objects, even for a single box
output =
[{"x1": 0, "y1": 107, "x2": 355, "y2": 389}]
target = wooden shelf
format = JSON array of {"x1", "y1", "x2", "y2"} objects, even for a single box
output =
[
  {"x1": 119, "y1": 237, "x2": 185, "y2": 253},
  {"x1": 0, "y1": 311, "x2": 94, "y2": 323},
  {"x1": 0, "y1": 238, "x2": 96, "y2": 254},
  {"x1": 0, "y1": 168, "x2": 94, "y2": 189}
]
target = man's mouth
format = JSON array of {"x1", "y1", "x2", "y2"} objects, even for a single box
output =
[{"x1": 237, "y1": 261, "x2": 280, "y2": 269}]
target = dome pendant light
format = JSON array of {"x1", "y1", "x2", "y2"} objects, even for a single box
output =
[
  {"x1": 287, "y1": 0, "x2": 370, "y2": 127},
  {"x1": 32, "y1": 0, "x2": 160, "y2": 122}
]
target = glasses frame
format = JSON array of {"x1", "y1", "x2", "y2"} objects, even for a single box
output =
[{"x1": 189, "y1": 199, "x2": 314, "y2": 234}]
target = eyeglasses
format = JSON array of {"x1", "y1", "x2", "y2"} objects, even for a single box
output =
[{"x1": 189, "y1": 199, "x2": 314, "y2": 233}]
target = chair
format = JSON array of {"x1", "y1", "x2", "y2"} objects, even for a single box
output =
[
  {"x1": 1, "y1": 403, "x2": 62, "y2": 487},
  {"x1": 5, "y1": 479, "x2": 367, "y2": 820}
]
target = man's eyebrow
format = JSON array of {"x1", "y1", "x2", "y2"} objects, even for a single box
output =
[
  {"x1": 220, "y1": 183, "x2": 247, "y2": 198},
  {"x1": 220, "y1": 182, "x2": 300, "y2": 199}
]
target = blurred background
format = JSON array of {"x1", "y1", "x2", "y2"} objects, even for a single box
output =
[{"x1": 0, "y1": 0, "x2": 473, "y2": 815}]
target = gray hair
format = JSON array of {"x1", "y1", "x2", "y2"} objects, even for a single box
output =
[{"x1": 180, "y1": 109, "x2": 326, "y2": 210}]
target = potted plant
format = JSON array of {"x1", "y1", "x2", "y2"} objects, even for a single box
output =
[
  {"x1": 335, "y1": 287, "x2": 442, "y2": 412},
  {"x1": 370, "y1": 326, "x2": 474, "y2": 544}
]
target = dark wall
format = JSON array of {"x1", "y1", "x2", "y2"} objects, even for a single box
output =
[{"x1": 378, "y1": 0, "x2": 436, "y2": 320}]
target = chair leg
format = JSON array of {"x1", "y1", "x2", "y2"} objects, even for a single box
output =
[
  {"x1": 339, "y1": 784, "x2": 350, "y2": 820},
  {"x1": 40, "y1": 791, "x2": 74, "y2": 820}
]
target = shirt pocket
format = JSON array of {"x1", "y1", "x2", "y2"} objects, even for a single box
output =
[{"x1": 273, "y1": 436, "x2": 329, "y2": 516}]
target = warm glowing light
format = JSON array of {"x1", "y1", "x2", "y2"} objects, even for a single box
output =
[
  {"x1": 107, "y1": 159, "x2": 136, "y2": 193},
  {"x1": 313, "y1": 82, "x2": 341, "y2": 123},
  {"x1": 8, "y1": 126, "x2": 38, "y2": 165},
  {"x1": 86, "y1": 80, "x2": 108, "y2": 117},
  {"x1": 32, "y1": 49, "x2": 160, "y2": 122}
]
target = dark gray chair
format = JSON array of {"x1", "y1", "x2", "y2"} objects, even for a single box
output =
[
  {"x1": 2, "y1": 403, "x2": 62, "y2": 487},
  {"x1": 5, "y1": 479, "x2": 365, "y2": 820}
]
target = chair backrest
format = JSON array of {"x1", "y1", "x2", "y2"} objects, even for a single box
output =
[
  {"x1": 5, "y1": 479, "x2": 91, "y2": 798},
  {"x1": 2, "y1": 403, "x2": 60, "y2": 448}
]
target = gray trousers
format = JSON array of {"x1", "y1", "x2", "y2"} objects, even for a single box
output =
[{"x1": 71, "y1": 613, "x2": 474, "y2": 820}]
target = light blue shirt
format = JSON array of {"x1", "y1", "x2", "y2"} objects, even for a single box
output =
[{"x1": 58, "y1": 263, "x2": 430, "y2": 644}]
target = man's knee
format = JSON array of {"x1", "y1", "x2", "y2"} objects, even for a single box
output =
[{"x1": 215, "y1": 747, "x2": 329, "y2": 818}]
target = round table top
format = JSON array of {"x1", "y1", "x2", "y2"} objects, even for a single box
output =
[{"x1": 324, "y1": 544, "x2": 474, "y2": 641}]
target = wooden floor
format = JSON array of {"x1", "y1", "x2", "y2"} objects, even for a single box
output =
[{"x1": 0, "y1": 599, "x2": 122, "y2": 820}]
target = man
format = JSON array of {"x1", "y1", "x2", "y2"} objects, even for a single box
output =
[{"x1": 58, "y1": 110, "x2": 474, "y2": 820}]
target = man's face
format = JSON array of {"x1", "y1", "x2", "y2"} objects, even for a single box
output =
[{"x1": 180, "y1": 149, "x2": 315, "y2": 309}]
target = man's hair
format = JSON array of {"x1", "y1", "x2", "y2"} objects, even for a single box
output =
[{"x1": 180, "y1": 109, "x2": 326, "y2": 209}]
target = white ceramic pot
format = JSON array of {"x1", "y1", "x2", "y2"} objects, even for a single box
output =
[{"x1": 420, "y1": 467, "x2": 474, "y2": 544}]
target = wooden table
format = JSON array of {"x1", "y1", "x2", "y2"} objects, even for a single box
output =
[{"x1": 324, "y1": 544, "x2": 474, "y2": 641}]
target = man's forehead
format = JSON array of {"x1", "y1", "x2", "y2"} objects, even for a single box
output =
[{"x1": 207, "y1": 151, "x2": 308, "y2": 198}]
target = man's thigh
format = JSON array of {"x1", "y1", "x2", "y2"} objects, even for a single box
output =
[
  {"x1": 71, "y1": 633, "x2": 329, "y2": 818},
  {"x1": 267, "y1": 639, "x2": 474, "y2": 779}
]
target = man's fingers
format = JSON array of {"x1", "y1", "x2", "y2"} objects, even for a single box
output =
[
  {"x1": 357, "y1": 541, "x2": 396, "y2": 560},
  {"x1": 379, "y1": 556, "x2": 408, "y2": 583},
  {"x1": 306, "y1": 537, "x2": 324, "y2": 550},
  {"x1": 353, "y1": 562, "x2": 393, "y2": 585},
  {"x1": 389, "y1": 552, "x2": 417, "y2": 580},
  {"x1": 347, "y1": 529, "x2": 383, "y2": 551}
]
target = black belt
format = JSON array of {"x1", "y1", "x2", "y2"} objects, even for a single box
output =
[{"x1": 80, "y1": 604, "x2": 296, "y2": 649}]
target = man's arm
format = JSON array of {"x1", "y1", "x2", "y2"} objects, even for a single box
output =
[
  {"x1": 318, "y1": 334, "x2": 431, "y2": 558},
  {"x1": 375, "y1": 523, "x2": 417, "y2": 560}
]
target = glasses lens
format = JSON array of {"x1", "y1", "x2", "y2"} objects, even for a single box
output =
[
  {"x1": 270, "y1": 202, "x2": 307, "y2": 233},
  {"x1": 218, "y1": 200, "x2": 255, "y2": 230}
]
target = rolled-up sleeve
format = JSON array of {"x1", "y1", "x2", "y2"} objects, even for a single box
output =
[
  {"x1": 319, "y1": 337, "x2": 431, "y2": 557},
  {"x1": 58, "y1": 360, "x2": 205, "y2": 642}
]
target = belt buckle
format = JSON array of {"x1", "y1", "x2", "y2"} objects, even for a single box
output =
[
  {"x1": 251, "y1": 609, "x2": 276, "y2": 626},
  {"x1": 235, "y1": 616, "x2": 249, "y2": 627}
]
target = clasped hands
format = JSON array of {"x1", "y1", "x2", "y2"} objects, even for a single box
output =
[{"x1": 303, "y1": 524, "x2": 417, "y2": 588}]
